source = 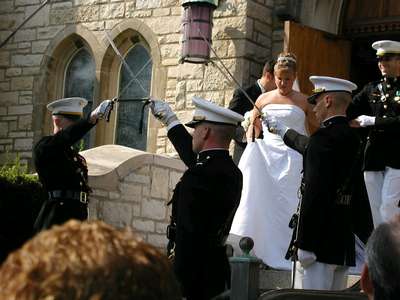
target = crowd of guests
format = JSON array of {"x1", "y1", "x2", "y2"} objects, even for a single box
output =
[{"x1": 0, "y1": 39, "x2": 400, "y2": 300}]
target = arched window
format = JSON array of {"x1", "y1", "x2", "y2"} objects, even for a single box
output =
[
  {"x1": 64, "y1": 47, "x2": 96, "y2": 149},
  {"x1": 116, "y1": 44, "x2": 152, "y2": 150}
]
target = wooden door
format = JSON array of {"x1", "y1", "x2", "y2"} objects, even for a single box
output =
[{"x1": 284, "y1": 21, "x2": 352, "y2": 95}]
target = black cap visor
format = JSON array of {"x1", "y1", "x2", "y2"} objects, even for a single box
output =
[
  {"x1": 185, "y1": 119, "x2": 238, "y2": 128},
  {"x1": 307, "y1": 92, "x2": 325, "y2": 105},
  {"x1": 307, "y1": 90, "x2": 352, "y2": 104},
  {"x1": 185, "y1": 120, "x2": 201, "y2": 128},
  {"x1": 377, "y1": 53, "x2": 400, "y2": 62},
  {"x1": 52, "y1": 112, "x2": 82, "y2": 121}
]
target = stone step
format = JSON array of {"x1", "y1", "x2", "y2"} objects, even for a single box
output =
[
  {"x1": 259, "y1": 269, "x2": 360, "y2": 290},
  {"x1": 259, "y1": 269, "x2": 290, "y2": 290}
]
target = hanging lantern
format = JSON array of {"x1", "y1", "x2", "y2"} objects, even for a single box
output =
[{"x1": 180, "y1": 0, "x2": 218, "y2": 64}]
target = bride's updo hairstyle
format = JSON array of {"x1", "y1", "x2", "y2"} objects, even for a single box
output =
[{"x1": 274, "y1": 52, "x2": 297, "y2": 73}]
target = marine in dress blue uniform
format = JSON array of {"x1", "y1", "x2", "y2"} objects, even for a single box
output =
[
  {"x1": 150, "y1": 97, "x2": 244, "y2": 300},
  {"x1": 347, "y1": 40, "x2": 400, "y2": 227},
  {"x1": 267, "y1": 77, "x2": 360, "y2": 290},
  {"x1": 33, "y1": 97, "x2": 113, "y2": 232}
]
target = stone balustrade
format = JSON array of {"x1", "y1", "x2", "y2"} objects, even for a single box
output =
[{"x1": 81, "y1": 144, "x2": 185, "y2": 250}]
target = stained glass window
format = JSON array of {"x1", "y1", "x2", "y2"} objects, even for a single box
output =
[
  {"x1": 64, "y1": 48, "x2": 95, "y2": 149},
  {"x1": 116, "y1": 44, "x2": 152, "y2": 150}
]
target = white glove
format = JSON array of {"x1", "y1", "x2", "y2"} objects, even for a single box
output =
[
  {"x1": 263, "y1": 115, "x2": 289, "y2": 138},
  {"x1": 149, "y1": 98, "x2": 179, "y2": 129},
  {"x1": 241, "y1": 111, "x2": 252, "y2": 132},
  {"x1": 90, "y1": 99, "x2": 114, "y2": 121},
  {"x1": 356, "y1": 115, "x2": 376, "y2": 127},
  {"x1": 297, "y1": 249, "x2": 317, "y2": 268}
]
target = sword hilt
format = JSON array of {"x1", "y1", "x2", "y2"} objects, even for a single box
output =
[{"x1": 104, "y1": 98, "x2": 118, "y2": 122}]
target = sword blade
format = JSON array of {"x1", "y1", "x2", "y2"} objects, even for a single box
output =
[
  {"x1": 195, "y1": 27, "x2": 262, "y2": 115},
  {"x1": 117, "y1": 97, "x2": 150, "y2": 101},
  {"x1": 0, "y1": 0, "x2": 49, "y2": 49},
  {"x1": 104, "y1": 30, "x2": 148, "y2": 95},
  {"x1": 118, "y1": 57, "x2": 152, "y2": 98},
  {"x1": 291, "y1": 261, "x2": 296, "y2": 288}
]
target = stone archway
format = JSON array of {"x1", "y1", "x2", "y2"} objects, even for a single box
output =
[
  {"x1": 33, "y1": 24, "x2": 104, "y2": 143},
  {"x1": 283, "y1": 0, "x2": 400, "y2": 90},
  {"x1": 297, "y1": 0, "x2": 345, "y2": 35},
  {"x1": 295, "y1": 0, "x2": 400, "y2": 37},
  {"x1": 97, "y1": 19, "x2": 167, "y2": 153},
  {"x1": 341, "y1": 0, "x2": 400, "y2": 89}
]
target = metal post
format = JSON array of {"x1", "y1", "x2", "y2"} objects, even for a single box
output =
[{"x1": 229, "y1": 237, "x2": 261, "y2": 300}]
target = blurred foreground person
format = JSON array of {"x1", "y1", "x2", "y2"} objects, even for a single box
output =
[
  {"x1": 0, "y1": 220, "x2": 181, "y2": 300},
  {"x1": 361, "y1": 214, "x2": 400, "y2": 300}
]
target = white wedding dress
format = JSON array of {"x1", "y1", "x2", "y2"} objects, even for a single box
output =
[{"x1": 229, "y1": 104, "x2": 307, "y2": 270}]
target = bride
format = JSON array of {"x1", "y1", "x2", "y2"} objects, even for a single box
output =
[{"x1": 229, "y1": 53, "x2": 317, "y2": 270}]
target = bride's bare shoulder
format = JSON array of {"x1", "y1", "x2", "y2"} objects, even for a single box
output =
[
  {"x1": 256, "y1": 90, "x2": 277, "y2": 108},
  {"x1": 292, "y1": 90, "x2": 308, "y2": 100},
  {"x1": 292, "y1": 91, "x2": 309, "y2": 111}
]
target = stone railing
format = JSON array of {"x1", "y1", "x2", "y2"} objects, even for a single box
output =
[{"x1": 81, "y1": 144, "x2": 185, "y2": 250}]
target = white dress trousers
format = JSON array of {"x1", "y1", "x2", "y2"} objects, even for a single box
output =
[
  {"x1": 294, "y1": 261, "x2": 348, "y2": 290},
  {"x1": 364, "y1": 167, "x2": 400, "y2": 227}
]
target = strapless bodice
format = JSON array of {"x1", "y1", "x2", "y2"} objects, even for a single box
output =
[{"x1": 261, "y1": 104, "x2": 306, "y2": 135}]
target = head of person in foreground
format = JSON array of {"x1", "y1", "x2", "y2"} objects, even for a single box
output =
[
  {"x1": 0, "y1": 220, "x2": 181, "y2": 300},
  {"x1": 361, "y1": 214, "x2": 400, "y2": 300}
]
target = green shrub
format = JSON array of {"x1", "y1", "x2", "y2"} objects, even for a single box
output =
[
  {"x1": 0, "y1": 155, "x2": 46, "y2": 264},
  {"x1": 0, "y1": 155, "x2": 37, "y2": 183}
]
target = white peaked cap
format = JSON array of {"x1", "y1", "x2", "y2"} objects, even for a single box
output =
[
  {"x1": 185, "y1": 96, "x2": 244, "y2": 128},
  {"x1": 372, "y1": 40, "x2": 400, "y2": 56},
  {"x1": 47, "y1": 97, "x2": 88, "y2": 116},
  {"x1": 308, "y1": 76, "x2": 357, "y2": 104}
]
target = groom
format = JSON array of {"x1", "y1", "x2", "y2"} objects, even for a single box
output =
[{"x1": 267, "y1": 76, "x2": 360, "y2": 290}]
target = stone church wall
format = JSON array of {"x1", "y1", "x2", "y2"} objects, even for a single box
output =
[{"x1": 0, "y1": 0, "x2": 283, "y2": 166}]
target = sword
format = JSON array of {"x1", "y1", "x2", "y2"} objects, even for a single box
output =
[
  {"x1": 195, "y1": 29, "x2": 263, "y2": 116},
  {"x1": 103, "y1": 31, "x2": 154, "y2": 131},
  {"x1": 104, "y1": 30, "x2": 148, "y2": 96},
  {"x1": 112, "y1": 97, "x2": 151, "y2": 133},
  {"x1": 0, "y1": 0, "x2": 50, "y2": 49},
  {"x1": 119, "y1": 58, "x2": 152, "y2": 98},
  {"x1": 195, "y1": 28, "x2": 272, "y2": 138},
  {"x1": 104, "y1": 98, "x2": 118, "y2": 122},
  {"x1": 287, "y1": 180, "x2": 304, "y2": 289}
]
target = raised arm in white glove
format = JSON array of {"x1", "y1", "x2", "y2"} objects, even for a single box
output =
[
  {"x1": 263, "y1": 115, "x2": 289, "y2": 138},
  {"x1": 149, "y1": 98, "x2": 180, "y2": 130},
  {"x1": 356, "y1": 115, "x2": 376, "y2": 127},
  {"x1": 90, "y1": 99, "x2": 114, "y2": 123}
]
